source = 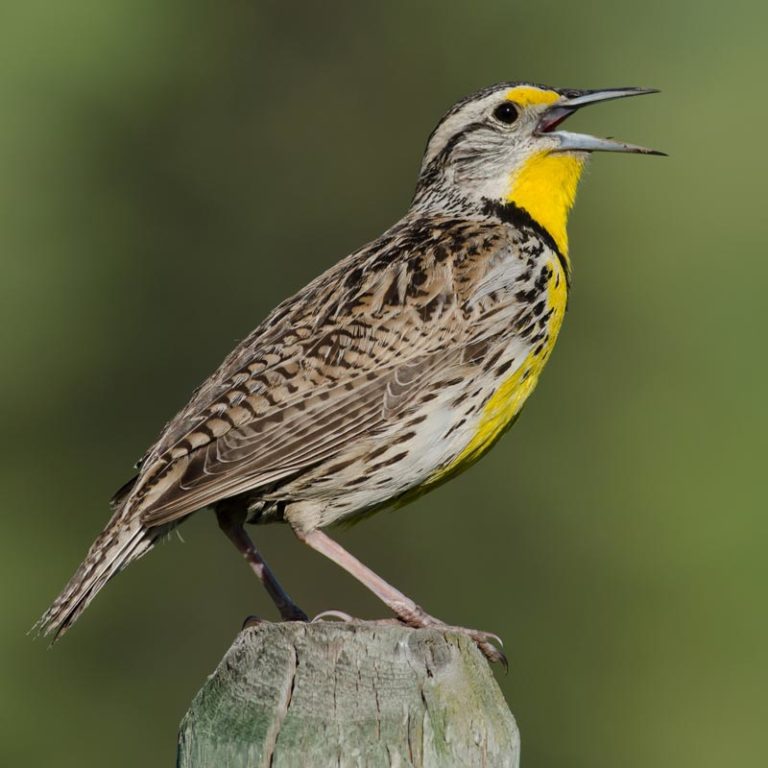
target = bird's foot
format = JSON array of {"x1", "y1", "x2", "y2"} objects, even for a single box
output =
[
  {"x1": 304, "y1": 608, "x2": 505, "y2": 666},
  {"x1": 240, "y1": 602, "x2": 308, "y2": 630},
  {"x1": 391, "y1": 605, "x2": 507, "y2": 668},
  {"x1": 279, "y1": 603, "x2": 310, "y2": 622}
]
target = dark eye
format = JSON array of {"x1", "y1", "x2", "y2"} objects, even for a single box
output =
[{"x1": 493, "y1": 102, "x2": 519, "y2": 125}]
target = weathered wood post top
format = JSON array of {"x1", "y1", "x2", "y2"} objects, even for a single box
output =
[{"x1": 178, "y1": 620, "x2": 520, "y2": 767}]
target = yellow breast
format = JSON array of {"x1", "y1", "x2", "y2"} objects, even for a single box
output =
[
  {"x1": 413, "y1": 149, "x2": 583, "y2": 494},
  {"x1": 508, "y1": 151, "x2": 584, "y2": 259},
  {"x1": 436, "y1": 257, "x2": 568, "y2": 482}
]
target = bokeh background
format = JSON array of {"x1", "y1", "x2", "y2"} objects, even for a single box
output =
[{"x1": 2, "y1": 1, "x2": 766, "y2": 766}]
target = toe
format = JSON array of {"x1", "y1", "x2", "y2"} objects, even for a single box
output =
[
  {"x1": 474, "y1": 637, "x2": 509, "y2": 669},
  {"x1": 311, "y1": 609, "x2": 355, "y2": 623}
]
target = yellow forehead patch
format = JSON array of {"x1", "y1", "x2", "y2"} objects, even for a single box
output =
[{"x1": 505, "y1": 86, "x2": 559, "y2": 107}]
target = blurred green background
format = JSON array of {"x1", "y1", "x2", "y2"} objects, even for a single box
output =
[{"x1": 2, "y1": 1, "x2": 766, "y2": 765}]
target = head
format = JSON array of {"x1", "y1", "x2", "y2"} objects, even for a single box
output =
[{"x1": 414, "y1": 82, "x2": 662, "y2": 254}]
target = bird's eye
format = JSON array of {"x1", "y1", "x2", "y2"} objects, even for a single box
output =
[{"x1": 493, "y1": 102, "x2": 519, "y2": 125}]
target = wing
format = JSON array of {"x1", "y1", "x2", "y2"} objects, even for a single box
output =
[
  {"x1": 123, "y1": 216, "x2": 518, "y2": 528},
  {"x1": 135, "y1": 348, "x2": 459, "y2": 525}
]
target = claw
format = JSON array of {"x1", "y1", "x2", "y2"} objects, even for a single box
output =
[
  {"x1": 477, "y1": 630, "x2": 504, "y2": 648},
  {"x1": 431, "y1": 624, "x2": 506, "y2": 661},
  {"x1": 454, "y1": 627, "x2": 507, "y2": 668},
  {"x1": 311, "y1": 609, "x2": 355, "y2": 623},
  {"x1": 472, "y1": 635, "x2": 508, "y2": 670},
  {"x1": 396, "y1": 614, "x2": 508, "y2": 667},
  {"x1": 241, "y1": 614, "x2": 264, "y2": 630}
]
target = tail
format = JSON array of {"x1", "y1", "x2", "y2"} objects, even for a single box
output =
[{"x1": 34, "y1": 508, "x2": 165, "y2": 643}]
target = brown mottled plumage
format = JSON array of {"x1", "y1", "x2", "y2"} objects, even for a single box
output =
[{"x1": 37, "y1": 83, "x2": 660, "y2": 661}]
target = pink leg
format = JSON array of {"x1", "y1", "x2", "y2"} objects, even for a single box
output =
[
  {"x1": 294, "y1": 528, "x2": 505, "y2": 665},
  {"x1": 217, "y1": 508, "x2": 307, "y2": 622}
]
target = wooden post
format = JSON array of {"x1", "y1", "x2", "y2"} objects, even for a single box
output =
[{"x1": 177, "y1": 620, "x2": 520, "y2": 768}]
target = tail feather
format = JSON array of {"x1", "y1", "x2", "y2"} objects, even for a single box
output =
[{"x1": 34, "y1": 515, "x2": 161, "y2": 642}]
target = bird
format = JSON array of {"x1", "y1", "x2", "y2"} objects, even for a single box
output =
[{"x1": 37, "y1": 82, "x2": 662, "y2": 662}]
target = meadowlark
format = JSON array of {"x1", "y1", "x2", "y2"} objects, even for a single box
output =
[{"x1": 37, "y1": 83, "x2": 661, "y2": 662}]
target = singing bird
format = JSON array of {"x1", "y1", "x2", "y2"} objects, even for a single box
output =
[{"x1": 38, "y1": 83, "x2": 661, "y2": 662}]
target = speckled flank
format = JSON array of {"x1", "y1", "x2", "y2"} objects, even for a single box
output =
[{"x1": 425, "y1": 247, "x2": 568, "y2": 488}]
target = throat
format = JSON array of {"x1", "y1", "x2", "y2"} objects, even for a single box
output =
[{"x1": 506, "y1": 152, "x2": 585, "y2": 258}]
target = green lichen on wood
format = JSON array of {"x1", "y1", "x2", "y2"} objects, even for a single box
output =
[{"x1": 178, "y1": 620, "x2": 519, "y2": 768}]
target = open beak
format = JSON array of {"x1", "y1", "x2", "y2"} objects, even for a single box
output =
[{"x1": 538, "y1": 87, "x2": 665, "y2": 155}]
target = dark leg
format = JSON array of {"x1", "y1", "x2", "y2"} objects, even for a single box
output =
[
  {"x1": 216, "y1": 507, "x2": 308, "y2": 622},
  {"x1": 294, "y1": 528, "x2": 505, "y2": 665}
]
